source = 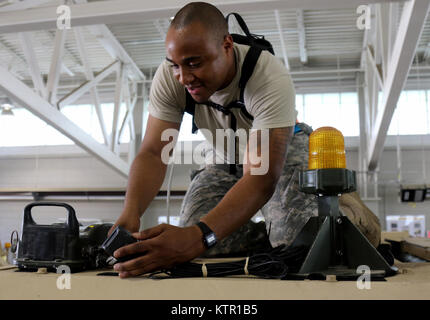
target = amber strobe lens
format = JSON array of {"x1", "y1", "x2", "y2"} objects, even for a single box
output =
[{"x1": 308, "y1": 127, "x2": 346, "y2": 170}]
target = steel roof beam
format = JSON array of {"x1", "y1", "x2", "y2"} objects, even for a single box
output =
[
  {"x1": 19, "y1": 32, "x2": 47, "y2": 98},
  {"x1": 46, "y1": 29, "x2": 67, "y2": 104},
  {"x1": 0, "y1": 0, "x2": 53, "y2": 12},
  {"x1": 73, "y1": 26, "x2": 109, "y2": 146},
  {"x1": 296, "y1": 9, "x2": 308, "y2": 64},
  {"x1": 72, "y1": 0, "x2": 145, "y2": 81},
  {"x1": 0, "y1": 64, "x2": 129, "y2": 178},
  {"x1": 0, "y1": 0, "x2": 406, "y2": 34},
  {"x1": 86, "y1": 24, "x2": 145, "y2": 81},
  {"x1": 274, "y1": 9, "x2": 290, "y2": 70},
  {"x1": 111, "y1": 62, "x2": 125, "y2": 153},
  {"x1": 57, "y1": 59, "x2": 119, "y2": 109},
  {"x1": 0, "y1": 38, "x2": 26, "y2": 79},
  {"x1": 367, "y1": 0, "x2": 430, "y2": 171}
]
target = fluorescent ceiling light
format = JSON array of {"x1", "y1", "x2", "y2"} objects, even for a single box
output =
[{"x1": 1, "y1": 103, "x2": 14, "y2": 116}]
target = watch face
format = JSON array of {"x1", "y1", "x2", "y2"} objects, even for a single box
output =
[{"x1": 205, "y1": 233, "x2": 217, "y2": 247}]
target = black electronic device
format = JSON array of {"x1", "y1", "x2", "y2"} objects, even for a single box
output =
[
  {"x1": 401, "y1": 186, "x2": 426, "y2": 202},
  {"x1": 101, "y1": 225, "x2": 140, "y2": 262},
  {"x1": 16, "y1": 202, "x2": 112, "y2": 272}
]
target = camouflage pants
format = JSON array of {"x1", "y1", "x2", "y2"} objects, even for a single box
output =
[{"x1": 179, "y1": 123, "x2": 318, "y2": 257}]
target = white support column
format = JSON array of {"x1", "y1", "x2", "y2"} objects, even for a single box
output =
[
  {"x1": 371, "y1": 66, "x2": 379, "y2": 128},
  {"x1": 368, "y1": 0, "x2": 430, "y2": 171},
  {"x1": 364, "y1": 55, "x2": 375, "y2": 133},
  {"x1": 57, "y1": 60, "x2": 119, "y2": 109},
  {"x1": 46, "y1": 29, "x2": 67, "y2": 105},
  {"x1": 121, "y1": 78, "x2": 135, "y2": 139},
  {"x1": 46, "y1": 30, "x2": 83, "y2": 76},
  {"x1": 73, "y1": 27, "x2": 109, "y2": 146},
  {"x1": 357, "y1": 72, "x2": 368, "y2": 198},
  {"x1": 19, "y1": 32, "x2": 47, "y2": 98},
  {"x1": 111, "y1": 63, "x2": 125, "y2": 152},
  {"x1": 365, "y1": 46, "x2": 380, "y2": 128},
  {"x1": 128, "y1": 82, "x2": 145, "y2": 165},
  {"x1": 360, "y1": 22, "x2": 369, "y2": 70},
  {"x1": 118, "y1": 82, "x2": 137, "y2": 143},
  {"x1": 296, "y1": 9, "x2": 308, "y2": 65},
  {"x1": 366, "y1": 45, "x2": 384, "y2": 90},
  {"x1": 388, "y1": 2, "x2": 399, "y2": 65},
  {"x1": 274, "y1": 9, "x2": 290, "y2": 70},
  {"x1": 377, "y1": 3, "x2": 391, "y2": 80},
  {"x1": 0, "y1": 64, "x2": 129, "y2": 178}
]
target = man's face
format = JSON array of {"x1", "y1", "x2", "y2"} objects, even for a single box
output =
[{"x1": 165, "y1": 22, "x2": 234, "y2": 103}]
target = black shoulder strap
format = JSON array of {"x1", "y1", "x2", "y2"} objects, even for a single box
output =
[
  {"x1": 184, "y1": 90, "x2": 198, "y2": 133},
  {"x1": 183, "y1": 10, "x2": 265, "y2": 132},
  {"x1": 183, "y1": 44, "x2": 260, "y2": 132},
  {"x1": 226, "y1": 12, "x2": 275, "y2": 55},
  {"x1": 238, "y1": 45, "x2": 262, "y2": 103},
  {"x1": 226, "y1": 13, "x2": 252, "y2": 37}
]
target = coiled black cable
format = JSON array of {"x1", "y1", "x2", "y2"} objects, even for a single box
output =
[{"x1": 151, "y1": 245, "x2": 308, "y2": 279}]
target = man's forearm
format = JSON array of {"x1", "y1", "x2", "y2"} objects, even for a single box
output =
[
  {"x1": 122, "y1": 151, "x2": 168, "y2": 218},
  {"x1": 200, "y1": 173, "x2": 277, "y2": 241}
]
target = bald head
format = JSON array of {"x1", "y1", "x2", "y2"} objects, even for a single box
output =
[{"x1": 170, "y1": 2, "x2": 228, "y2": 45}]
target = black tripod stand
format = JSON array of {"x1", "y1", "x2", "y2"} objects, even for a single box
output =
[{"x1": 288, "y1": 168, "x2": 397, "y2": 279}]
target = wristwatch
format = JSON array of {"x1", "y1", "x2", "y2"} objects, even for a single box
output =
[{"x1": 196, "y1": 222, "x2": 218, "y2": 249}]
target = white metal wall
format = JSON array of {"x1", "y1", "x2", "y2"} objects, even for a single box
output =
[{"x1": 1, "y1": 140, "x2": 430, "y2": 245}]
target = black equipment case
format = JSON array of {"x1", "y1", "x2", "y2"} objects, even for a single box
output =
[{"x1": 16, "y1": 202, "x2": 112, "y2": 272}]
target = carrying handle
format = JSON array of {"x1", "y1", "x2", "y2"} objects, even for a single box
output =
[
  {"x1": 226, "y1": 12, "x2": 252, "y2": 37},
  {"x1": 23, "y1": 202, "x2": 79, "y2": 234}
]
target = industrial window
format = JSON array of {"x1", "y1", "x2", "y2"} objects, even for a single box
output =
[
  {"x1": 296, "y1": 92, "x2": 359, "y2": 137},
  {"x1": 0, "y1": 103, "x2": 130, "y2": 147},
  {"x1": 158, "y1": 215, "x2": 180, "y2": 226},
  {"x1": 388, "y1": 90, "x2": 429, "y2": 135},
  {"x1": 1, "y1": 90, "x2": 430, "y2": 147},
  {"x1": 177, "y1": 92, "x2": 360, "y2": 141}
]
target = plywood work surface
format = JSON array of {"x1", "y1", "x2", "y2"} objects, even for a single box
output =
[{"x1": 0, "y1": 261, "x2": 429, "y2": 300}]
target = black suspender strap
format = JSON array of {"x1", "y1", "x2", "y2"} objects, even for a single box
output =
[
  {"x1": 183, "y1": 45, "x2": 263, "y2": 175},
  {"x1": 185, "y1": 90, "x2": 198, "y2": 134},
  {"x1": 238, "y1": 46, "x2": 262, "y2": 103},
  {"x1": 226, "y1": 13, "x2": 253, "y2": 37},
  {"x1": 229, "y1": 112, "x2": 237, "y2": 175}
]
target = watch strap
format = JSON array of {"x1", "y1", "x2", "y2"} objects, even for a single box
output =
[{"x1": 196, "y1": 221, "x2": 217, "y2": 249}]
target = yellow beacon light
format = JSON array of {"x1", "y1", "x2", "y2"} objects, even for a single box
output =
[
  {"x1": 308, "y1": 126, "x2": 346, "y2": 170},
  {"x1": 295, "y1": 127, "x2": 395, "y2": 278}
]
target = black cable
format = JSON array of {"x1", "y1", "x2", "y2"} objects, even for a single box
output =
[{"x1": 151, "y1": 245, "x2": 308, "y2": 280}]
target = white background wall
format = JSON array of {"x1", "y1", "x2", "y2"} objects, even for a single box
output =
[
  {"x1": 1, "y1": 136, "x2": 430, "y2": 246},
  {"x1": 0, "y1": 143, "x2": 197, "y2": 245}
]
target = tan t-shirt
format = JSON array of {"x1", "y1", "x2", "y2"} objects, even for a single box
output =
[{"x1": 148, "y1": 43, "x2": 297, "y2": 164}]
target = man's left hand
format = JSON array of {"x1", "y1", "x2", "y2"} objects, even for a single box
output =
[{"x1": 113, "y1": 224, "x2": 206, "y2": 278}]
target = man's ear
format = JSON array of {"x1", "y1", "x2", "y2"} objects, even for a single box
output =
[{"x1": 223, "y1": 34, "x2": 234, "y2": 52}]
